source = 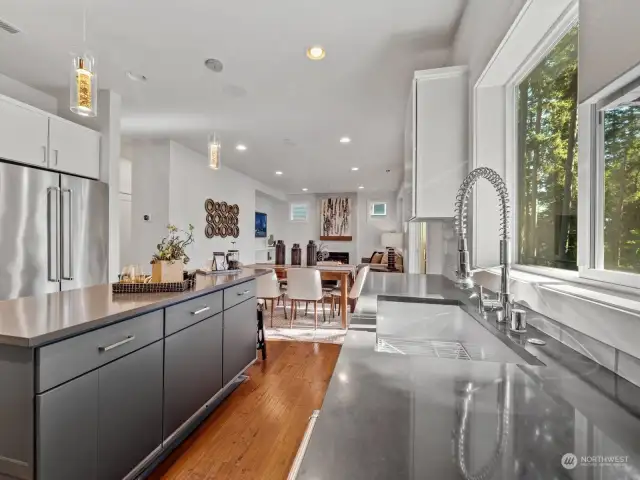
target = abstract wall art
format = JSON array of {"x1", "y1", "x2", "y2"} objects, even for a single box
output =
[{"x1": 320, "y1": 197, "x2": 352, "y2": 241}]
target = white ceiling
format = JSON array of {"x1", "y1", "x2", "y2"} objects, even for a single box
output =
[{"x1": 0, "y1": 0, "x2": 465, "y2": 193}]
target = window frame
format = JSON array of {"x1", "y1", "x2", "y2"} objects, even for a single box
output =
[
  {"x1": 370, "y1": 201, "x2": 388, "y2": 217},
  {"x1": 289, "y1": 202, "x2": 309, "y2": 222},
  {"x1": 577, "y1": 74, "x2": 640, "y2": 289},
  {"x1": 505, "y1": 10, "x2": 580, "y2": 277}
]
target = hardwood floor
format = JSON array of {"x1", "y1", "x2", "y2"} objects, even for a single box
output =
[{"x1": 149, "y1": 341, "x2": 341, "y2": 480}]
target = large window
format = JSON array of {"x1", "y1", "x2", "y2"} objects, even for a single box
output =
[
  {"x1": 599, "y1": 104, "x2": 640, "y2": 274},
  {"x1": 516, "y1": 25, "x2": 578, "y2": 271}
]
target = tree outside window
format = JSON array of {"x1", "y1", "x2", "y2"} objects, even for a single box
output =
[{"x1": 517, "y1": 25, "x2": 578, "y2": 270}]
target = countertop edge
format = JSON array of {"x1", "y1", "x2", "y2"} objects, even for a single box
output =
[{"x1": 1, "y1": 270, "x2": 269, "y2": 348}]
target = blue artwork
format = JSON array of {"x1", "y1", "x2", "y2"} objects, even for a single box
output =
[{"x1": 255, "y1": 212, "x2": 267, "y2": 238}]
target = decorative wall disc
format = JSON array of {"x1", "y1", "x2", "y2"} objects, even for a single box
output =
[
  {"x1": 229, "y1": 214, "x2": 238, "y2": 226},
  {"x1": 213, "y1": 225, "x2": 221, "y2": 236},
  {"x1": 232, "y1": 226, "x2": 240, "y2": 238},
  {"x1": 205, "y1": 199, "x2": 215, "y2": 214},
  {"x1": 214, "y1": 201, "x2": 221, "y2": 211},
  {"x1": 219, "y1": 225, "x2": 228, "y2": 238},
  {"x1": 220, "y1": 201, "x2": 228, "y2": 213},
  {"x1": 213, "y1": 212, "x2": 222, "y2": 225},
  {"x1": 231, "y1": 204, "x2": 240, "y2": 215},
  {"x1": 205, "y1": 224, "x2": 214, "y2": 238},
  {"x1": 206, "y1": 213, "x2": 214, "y2": 225}
]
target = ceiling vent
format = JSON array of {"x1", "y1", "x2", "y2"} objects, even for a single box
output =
[{"x1": 0, "y1": 18, "x2": 20, "y2": 34}]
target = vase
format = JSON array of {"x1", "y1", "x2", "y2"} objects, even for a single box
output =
[
  {"x1": 306, "y1": 240, "x2": 317, "y2": 266},
  {"x1": 275, "y1": 240, "x2": 286, "y2": 265},
  {"x1": 151, "y1": 260, "x2": 184, "y2": 283},
  {"x1": 291, "y1": 243, "x2": 302, "y2": 266}
]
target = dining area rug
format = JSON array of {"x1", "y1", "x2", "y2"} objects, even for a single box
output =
[{"x1": 262, "y1": 299, "x2": 347, "y2": 345}]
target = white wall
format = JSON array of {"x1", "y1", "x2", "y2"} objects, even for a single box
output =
[
  {"x1": 0, "y1": 73, "x2": 58, "y2": 113},
  {"x1": 127, "y1": 139, "x2": 286, "y2": 271},
  {"x1": 119, "y1": 158, "x2": 133, "y2": 269},
  {"x1": 580, "y1": 0, "x2": 640, "y2": 102},
  {"x1": 255, "y1": 191, "x2": 287, "y2": 263},
  {"x1": 282, "y1": 193, "x2": 359, "y2": 265},
  {"x1": 357, "y1": 191, "x2": 398, "y2": 262},
  {"x1": 130, "y1": 140, "x2": 172, "y2": 268}
]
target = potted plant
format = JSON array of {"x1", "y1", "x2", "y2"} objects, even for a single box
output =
[{"x1": 150, "y1": 224, "x2": 194, "y2": 283}]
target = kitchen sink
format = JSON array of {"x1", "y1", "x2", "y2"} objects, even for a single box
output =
[{"x1": 375, "y1": 298, "x2": 534, "y2": 365}]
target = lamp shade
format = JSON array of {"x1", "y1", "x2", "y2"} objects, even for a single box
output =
[{"x1": 381, "y1": 232, "x2": 403, "y2": 249}]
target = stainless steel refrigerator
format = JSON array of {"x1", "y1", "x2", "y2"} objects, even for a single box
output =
[{"x1": 0, "y1": 161, "x2": 108, "y2": 300}]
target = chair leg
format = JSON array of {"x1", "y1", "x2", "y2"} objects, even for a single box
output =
[
  {"x1": 305, "y1": 301, "x2": 309, "y2": 317},
  {"x1": 283, "y1": 295, "x2": 287, "y2": 320},
  {"x1": 322, "y1": 297, "x2": 326, "y2": 322},
  {"x1": 314, "y1": 301, "x2": 318, "y2": 330},
  {"x1": 331, "y1": 296, "x2": 335, "y2": 318},
  {"x1": 338, "y1": 300, "x2": 341, "y2": 316},
  {"x1": 290, "y1": 299, "x2": 294, "y2": 328},
  {"x1": 270, "y1": 298, "x2": 274, "y2": 328}
]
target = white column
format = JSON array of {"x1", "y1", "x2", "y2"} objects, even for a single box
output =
[{"x1": 97, "y1": 90, "x2": 122, "y2": 282}]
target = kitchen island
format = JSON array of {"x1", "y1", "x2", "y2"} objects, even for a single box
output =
[
  {"x1": 0, "y1": 268, "x2": 269, "y2": 480},
  {"x1": 297, "y1": 273, "x2": 640, "y2": 479}
]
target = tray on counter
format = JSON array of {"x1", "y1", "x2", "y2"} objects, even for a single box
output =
[
  {"x1": 195, "y1": 268, "x2": 242, "y2": 276},
  {"x1": 112, "y1": 278, "x2": 195, "y2": 294}
]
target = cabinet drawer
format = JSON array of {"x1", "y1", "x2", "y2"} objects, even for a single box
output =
[
  {"x1": 223, "y1": 280, "x2": 256, "y2": 310},
  {"x1": 36, "y1": 310, "x2": 163, "y2": 393},
  {"x1": 165, "y1": 291, "x2": 223, "y2": 336}
]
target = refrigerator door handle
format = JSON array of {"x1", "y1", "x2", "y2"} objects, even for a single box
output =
[
  {"x1": 61, "y1": 188, "x2": 74, "y2": 281},
  {"x1": 47, "y1": 187, "x2": 61, "y2": 282}
]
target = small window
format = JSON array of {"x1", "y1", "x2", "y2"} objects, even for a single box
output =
[
  {"x1": 516, "y1": 25, "x2": 578, "y2": 271},
  {"x1": 290, "y1": 203, "x2": 309, "y2": 222},
  {"x1": 370, "y1": 202, "x2": 387, "y2": 217}
]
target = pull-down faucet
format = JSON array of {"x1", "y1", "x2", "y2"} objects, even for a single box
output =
[{"x1": 453, "y1": 167, "x2": 513, "y2": 321}]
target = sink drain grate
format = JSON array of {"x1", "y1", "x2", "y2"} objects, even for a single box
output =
[{"x1": 376, "y1": 337, "x2": 499, "y2": 362}]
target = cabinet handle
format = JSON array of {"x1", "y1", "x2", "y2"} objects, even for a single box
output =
[
  {"x1": 237, "y1": 290, "x2": 250, "y2": 296},
  {"x1": 99, "y1": 335, "x2": 135, "y2": 352},
  {"x1": 42, "y1": 146, "x2": 47, "y2": 164},
  {"x1": 53, "y1": 149, "x2": 59, "y2": 166},
  {"x1": 191, "y1": 306, "x2": 210, "y2": 315}
]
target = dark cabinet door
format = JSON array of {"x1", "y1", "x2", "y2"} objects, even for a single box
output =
[
  {"x1": 98, "y1": 341, "x2": 163, "y2": 480},
  {"x1": 36, "y1": 371, "x2": 99, "y2": 480},
  {"x1": 163, "y1": 313, "x2": 223, "y2": 440},
  {"x1": 223, "y1": 298, "x2": 257, "y2": 386}
]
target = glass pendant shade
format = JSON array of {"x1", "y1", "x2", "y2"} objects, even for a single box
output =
[
  {"x1": 70, "y1": 54, "x2": 97, "y2": 117},
  {"x1": 208, "y1": 134, "x2": 221, "y2": 170}
]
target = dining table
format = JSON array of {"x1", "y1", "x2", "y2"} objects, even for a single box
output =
[{"x1": 249, "y1": 264, "x2": 357, "y2": 329}]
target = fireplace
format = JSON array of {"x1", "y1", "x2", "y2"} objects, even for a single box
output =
[{"x1": 326, "y1": 252, "x2": 349, "y2": 264}]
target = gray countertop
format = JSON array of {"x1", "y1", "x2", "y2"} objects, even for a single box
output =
[
  {"x1": 298, "y1": 273, "x2": 640, "y2": 479},
  {"x1": 0, "y1": 268, "x2": 269, "y2": 347}
]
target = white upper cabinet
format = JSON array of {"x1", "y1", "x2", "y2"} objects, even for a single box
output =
[
  {"x1": 49, "y1": 117, "x2": 100, "y2": 179},
  {"x1": 407, "y1": 66, "x2": 468, "y2": 220},
  {"x1": 0, "y1": 97, "x2": 49, "y2": 168}
]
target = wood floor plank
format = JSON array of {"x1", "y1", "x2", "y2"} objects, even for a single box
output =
[{"x1": 150, "y1": 341, "x2": 340, "y2": 480}]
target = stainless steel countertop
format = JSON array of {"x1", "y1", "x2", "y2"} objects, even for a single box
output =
[
  {"x1": 298, "y1": 273, "x2": 640, "y2": 479},
  {"x1": 0, "y1": 268, "x2": 270, "y2": 347}
]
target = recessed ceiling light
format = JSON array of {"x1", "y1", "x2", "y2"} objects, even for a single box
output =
[
  {"x1": 340, "y1": 137, "x2": 351, "y2": 144},
  {"x1": 306, "y1": 46, "x2": 326, "y2": 60},
  {"x1": 275, "y1": 171, "x2": 283, "y2": 175},
  {"x1": 302, "y1": 188, "x2": 308, "y2": 192},
  {"x1": 351, "y1": 167, "x2": 359, "y2": 171},
  {"x1": 126, "y1": 71, "x2": 147, "y2": 82},
  {"x1": 358, "y1": 185, "x2": 364, "y2": 189},
  {"x1": 236, "y1": 144, "x2": 247, "y2": 151}
]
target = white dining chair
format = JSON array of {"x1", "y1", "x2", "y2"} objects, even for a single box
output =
[
  {"x1": 256, "y1": 270, "x2": 286, "y2": 327},
  {"x1": 286, "y1": 268, "x2": 325, "y2": 329},
  {"x1": 331, "y1": 266, "x2": 369, "y2": 317}
]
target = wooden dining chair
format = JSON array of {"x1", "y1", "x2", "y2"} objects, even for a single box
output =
[
  {"x1": 256, "y1": 270, "x2": 286, "y2": 327},
  {"x1": 286, "y1": 268, "x2": 325, "y2": 329}
]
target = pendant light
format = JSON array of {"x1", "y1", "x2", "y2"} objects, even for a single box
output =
[
  {"x1": 208, "y1": 133, "x2": 221, "y2": 170},
  {"x1": 70, "y1": 2, "x2": 97, "y2": 117}
]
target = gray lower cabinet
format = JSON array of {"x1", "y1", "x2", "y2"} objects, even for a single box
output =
[
  {"x1": 36, "y1": 370, "x2": 99, "y2": 480},
  {"x1": 163, "y1": 313, "x2": 223, "y2": 441},
  {"x1": 36, "y1": 341, "x2": 163, "y2": 480},
  {"x1": 223, "y1": 298, "x2": 257, "y2": 386},
  {"x1": 98, "y1": 341, "x2": 163, "y2": 480}
]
